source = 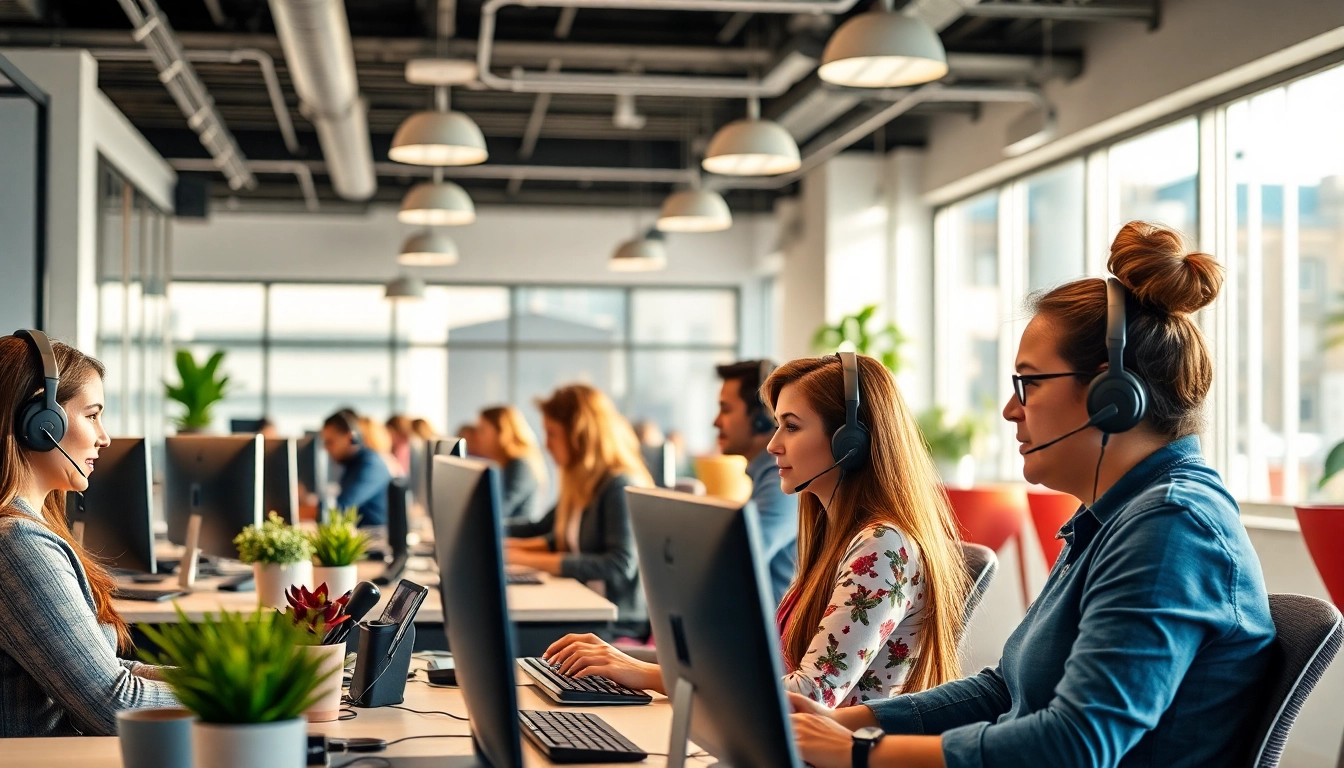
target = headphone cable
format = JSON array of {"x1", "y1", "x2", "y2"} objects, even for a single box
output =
[{"x1": 1090, "y1": 432, "x2": 1110, "y2": 507}]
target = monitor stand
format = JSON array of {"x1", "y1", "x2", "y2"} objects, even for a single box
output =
[
  {"x1": 178, "y1": 513, "x2": 203, "y2": 590},
  {"x1": 666, "y1": 676, "x2": 696, "y2": 768}
]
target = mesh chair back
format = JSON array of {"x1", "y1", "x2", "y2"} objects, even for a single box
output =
[{"x1": 960, "y1": 542, "x2": 997, "y2": 628}]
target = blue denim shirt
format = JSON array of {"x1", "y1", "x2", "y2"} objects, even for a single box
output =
[
  {"x1": 331, "y1": 445, "x2": 392, "y2": 527},
  {"x1": 746, "y1": 449, "x2": 798, "y2": 606},
  {"x1": 867, "y1": 435, "x2": 1274, "y2": 768}
]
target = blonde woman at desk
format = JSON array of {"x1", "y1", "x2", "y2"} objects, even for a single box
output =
[
  {"x1": 544, "y1": 353, "x2": 969, "y2": 708},
  {"x1": 505, "y1": 384, "x2": 653, "y2": 639},
  {"x1": 0, "y1": 332, "x2": 177, "y2": 736},
  {"x1": 475, "y1": 405, "x2": 548, "y2": 526}
]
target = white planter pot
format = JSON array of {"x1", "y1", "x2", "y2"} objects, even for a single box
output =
[
  {"x1": 936, "y1": 455, "x2": 977, "y2": 489},
  {"x1": 302, "y1": 644, "x2": 348, "y2": 723},
  {"x1": 253, "y1": 561, "x2": 312, "y2": 609},
  {"x1": 311, "y1": 564, "x2": 358, "y2": 598},
  {"x1": 192, "y1": 718, "x2": 306, "y2": 768}
]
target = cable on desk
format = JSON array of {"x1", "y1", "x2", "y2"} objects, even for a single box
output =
[
  {"x1": 385, "y1": 734, "x2": 472, "y2": 746},
  {"x1": 338, "y1": 706, "x2": 359, "y2": 721},
  {"x1": 386, "y1": 703, "x2": 469, "y2": 721}
]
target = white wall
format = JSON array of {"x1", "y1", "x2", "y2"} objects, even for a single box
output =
[{"x1": 0, "y1": 94, "x2": 39, "y2": 331}]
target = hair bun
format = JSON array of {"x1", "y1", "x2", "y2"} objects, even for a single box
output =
[{"x1": 1106, "y1": 221, "x2": 1224, "y2": 315}]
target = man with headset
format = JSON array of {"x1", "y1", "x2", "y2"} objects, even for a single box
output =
[
  {"x1": 319, "y1": 408, "x2": 391, "y2": 528},
  {"x1": 713, "y1": 360, "x2": 797, "y2": 605}
]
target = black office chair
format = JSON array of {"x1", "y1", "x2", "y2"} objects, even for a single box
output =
[
  {"x1": 960, "y1": 542, "x2": 998, "y2": 629},
  {"x1": 375, "y1": 477, "x2": 413, "y2": 586},
  {"x1": 1240, "y1": 593, "x2": 1343, "y2": 768}
]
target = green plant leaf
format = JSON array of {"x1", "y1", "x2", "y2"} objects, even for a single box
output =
[
  {"x1": 165, "y1": 348, "x2": 231, "y2": 430},
  {"x1": 1320, "y1": 441, "x2": 1344, "y2": 489}
]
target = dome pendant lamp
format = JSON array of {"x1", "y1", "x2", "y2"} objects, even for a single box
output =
[
  {"x1": 819, "y1": 1, "x2": 949, "y2": 88},
  {"x1": 702, "y1": 97, "x2": 801, "y2": 177},
  {"x1": 608, "y1": 229, "x2": 668, "y2": 272},
  {"x1": 389, "y1": 84, "x2": 488, "y2": 166},
  {"x1": 399, "y1": 167, "x2": 476, "y2": 226},
  {"x1": 398, "y1": 230, "x2": 459, "y2": 266},
  {"x1": 656, "y1": 176, "x2": 732, "y2": 233},
  {"x1": 384, "y1": 274, "x2": 427, "y2": 301}
]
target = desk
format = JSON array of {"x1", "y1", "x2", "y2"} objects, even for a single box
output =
[{"x1": 6, "y1": 665, "x2": 709, "y2": 768}]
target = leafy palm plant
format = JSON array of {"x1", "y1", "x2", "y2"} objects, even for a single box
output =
[
  {"x1": 138, "y1": 607, "x2": 332, "y2": 723},
  {"x1": 165, "y1": 349, "x2": 230, "y2": 431},
  {"x1": 1320, "y1": 299, "x2": 1344, "y2": 487},
  {"x1": 308, "y1": 507, "x2": 371, "y2": 567},
  {"x1": 812, "y1": 304, "x2": 906, "y2": 373}
]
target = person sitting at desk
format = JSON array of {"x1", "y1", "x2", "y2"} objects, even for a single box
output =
[
  {"x1": 0, "y1": 332, "x2": 178, "y2": 736},
  {"x1": 321, "y1": 410, "x2": 392, "y2": 528},
  {"x1": 474, "y1": 405, "x2": 547, "y2": 526},
  {"x1": 786, "y1": 223, "x2": 1275, "y2": 768},
  {"x1": 505, "y1": 384, "x2": 653, "y2": 640},
  {"x1": 714, "y1": 359, "x2": 797, "y2": 606},
  {"x1": 545, "y1": 353, "x2": 969, "y2": 708}
]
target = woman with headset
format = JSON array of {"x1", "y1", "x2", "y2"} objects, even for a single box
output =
[
  {"x1": 0, "y1": 332, "x2": 178, "y2": 736},
  {"x1": 541, "y1": 353, "x2": 969, "y2": 708},
  {"x1": 473, "y1": 405, "x2": 547, "y2": 525},
  {"x1": 789, "y1": 222, "x2": 1275, "y2": 768}
]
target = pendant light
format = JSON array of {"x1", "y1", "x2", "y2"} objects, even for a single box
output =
[
  {"x1": 389, "y1": 81, "x2": 488, "y2": 166},
  {"x1": 608, "y1": 229, "x2": 667, "y2": 272},
  {"x1": 398, "y1": 230, "x2": 459, "y2": 266},
  {"x1": 384, "y1": 275, "x2": 427, "y2": 301},
  {"x1": 398, "y1": 168, "x2": 476, "y2": 226},
  {"x1": 702, "y1": 97, "x2": 801, "y2": 177},
  {"x1": 657, "y1": 185, "x2": 733, "y2": 233},
  {"x1": 819, "y1": 2, "x2": 948, "y2": 88}
]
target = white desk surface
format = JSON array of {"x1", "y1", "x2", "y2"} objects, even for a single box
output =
[
  {"x1": 115, "y1": 560, "x2": 618, "y2": 625},
  {"x1": 6, "y1": 664, "x2": 714, "y2": 768}
]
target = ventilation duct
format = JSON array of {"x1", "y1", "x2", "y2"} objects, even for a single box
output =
[{"x1": 268, "y1": 0, "x2": 376, "y2": 201}]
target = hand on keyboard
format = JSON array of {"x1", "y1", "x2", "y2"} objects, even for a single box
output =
[{"x1": 542, "y1": 633, "x2": 665, "y2": 695}]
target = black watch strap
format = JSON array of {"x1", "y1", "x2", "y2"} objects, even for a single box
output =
[{"x1": 852, "y1": 727, "x2": 884, "y2": 768}]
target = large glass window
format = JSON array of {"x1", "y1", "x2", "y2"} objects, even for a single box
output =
[
  {"x1": 1109, "y1": 118, "x2": 1200, "y2": 239},
  {"x1": 1026, "y1": 160, "x2": 1086, "y2": 292}
]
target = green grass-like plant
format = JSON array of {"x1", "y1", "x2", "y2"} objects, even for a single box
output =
[
  {"x1": 165, "y1": 349, "x2": 230, "y2": 431},
  {"x1": 233, "y1": 512, "x2": 315, "y2": 565},
  {"x1": 812, "y1": 304, "x2": 907, "y2": 374},
  {"x1": 138, "y1": 607, "x2": 332, "y2": 724},
  {"x1": 308, "y1": 507, "x2": 371, "y2": 567},
  {"x1": 916, "y1": 406, "x2": 986, "y2": 463}
]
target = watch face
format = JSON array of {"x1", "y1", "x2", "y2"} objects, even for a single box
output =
[{"x1": 853, "y1": 726, "x2": 885, "y2": 744}]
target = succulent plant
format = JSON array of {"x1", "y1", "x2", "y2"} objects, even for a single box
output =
[{"x1": 281, "y1": 583, "x2": 351, "y2": 645}]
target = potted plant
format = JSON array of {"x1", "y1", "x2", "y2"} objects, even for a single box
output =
[
  {"x1": 139, "y1": 607, "x2": 331, "y2": 768},
  {"x1": 165, "y1": 349, "x2": 230, "y2": 433},
  {"x1": 308, "y1": 507, "x2": 370, "y2": 596},
  {"x1": 812, "y1": 304, "x2": 907, "y2": 373},
  {"x1": 917, "y1": 406, "x2": 984, "y2": 488},
  {"x1": 234, "y1": 513, "x2": 314, "y2": 609},
  {"x1": 282, "y1": 584, "x2": 353, "y2": 723}
]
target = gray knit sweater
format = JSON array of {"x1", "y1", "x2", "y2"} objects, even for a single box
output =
[{"x1": 0, "y1": 497, "x2": 178, "y2": 736}]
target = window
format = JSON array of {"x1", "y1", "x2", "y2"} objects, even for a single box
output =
[
  {"x1": 1026, "y1": 160, "x2": 1087, "y2": 292},
  {"x1": 1109, "y1": 118, "x2": 1200, "y2": 237}
]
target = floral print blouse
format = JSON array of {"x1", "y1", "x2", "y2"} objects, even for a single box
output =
[{"x1": 781, "y1": 524, "x2": 925, "y2": 708}]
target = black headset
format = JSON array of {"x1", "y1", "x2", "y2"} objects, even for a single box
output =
[
  {"x1": 831, "y1": 351, "x2": 870, "y2": 472},
  {"x1": 14, "y1": 329, "x2": 68, "y2": 452},
  {"x1": 1086, "y1": 278, "x2": 1148, "y2": 433},
  {"x1": 334, "y1": 409, "x2": 363, "y2": 445},
  {"x1": 750, "y1": 359, "x2": 777, "y2": 435}
]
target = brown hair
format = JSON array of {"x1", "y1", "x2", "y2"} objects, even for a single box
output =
[
  {"x1": 0, "y1": 335, "x2": 131, "y2": 651},
  {"x1": 764, "y1": 355, "x2": 967, "y2": 694},
  {"x1": 537, "y1": 385, "x2": 652, "y2": 552},
  {"x1": 479, "y1": 405, "x2": 548, "y2": 498},
  {"x1": 410, "y1": 418, "x2": 437, "y2": 441},
  {"x1": 385, "y1": 415, "x2": 414, "y2": 440},
  {"x1": 1032, "y1": 221, "x2": 1224, "y2": 439}
]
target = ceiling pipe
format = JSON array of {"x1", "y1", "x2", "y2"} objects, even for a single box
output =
[
  {"x1": 172, "y1": 157, "x2": 698, "y2": 186},
  {"x1": 91, "y1": 47, "x2": 301, "y2": 155},
  {"x1": 170, "y1": 157, "x2": 320, "y2": 210},
  {"x1": 477, "y1": 0, "x2": 861, "y2": 97},
  {"x1": 962, "y1": 2, "x2": 1158, "y2": 24},
  {"x1": 268, "y1": 0, "x2": 377, "y2": 200}
]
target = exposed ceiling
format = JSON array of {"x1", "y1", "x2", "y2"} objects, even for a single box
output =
[{"x1": 0, "y1": 0, "x2": 1158, "y2": 212}]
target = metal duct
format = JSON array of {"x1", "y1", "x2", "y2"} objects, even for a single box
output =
[{"x1": 267, "y1": 0, "x2": 376, "y2": 200}]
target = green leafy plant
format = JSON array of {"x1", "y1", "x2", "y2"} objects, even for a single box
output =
[
  {"x1": 138, "y1": 607, "x2": 332, "y2": 724},
  {"x1": 233, "y1": 513, "x2": 315, "y2": 565},
  {"x1": 812, "y1": 304, "x2": 907, "y2": 373},
  {"x1": 1319, "y1": 301, "x2": 1344, "y2": 488},
  {"x1": 916, "y1": 406, "x2": 985, "y2": 463},
  {"x1": 308, "y1": 507, "x2": 371, "y2": 567},
  {"x1": 165, "y1": 349, "x2": 230, "y2": 431}
]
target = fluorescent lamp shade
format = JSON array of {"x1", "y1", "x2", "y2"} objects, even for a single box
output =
[
  {"x1": 389, "y1": 110, "x2": 489, "y2": 166},
  {"x1": 398, "y1": 230, "x2": 459, "y2": 266},
  {"x1": 384, "y1": 275, "x2": 426, "y2": 300},
  {"x1": 656, "y1": 189, "x2": 733, "y2": 232},
  {"x1": 398, "y1": 181, "x2": 476, "y2": 226},
  {"x1": 702, "y1": 119, "x2": 801, "y2": 176},
  {"x1": 819, "y1": 12, "x2": 949, "y2": 88},
  {"x1": 608, "y1": 236, "x2": 667, "y2": 272}
]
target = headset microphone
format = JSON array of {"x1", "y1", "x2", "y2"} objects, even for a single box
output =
[
  {"x1": 1022, "y1": 404, "x2": 1119, "y2": 456},
  {"x1": 43, "y1": 427, "x2": 87, "y2": 479},
  {"x1": 793, "y1": 448, "x2": 857, "y2": 493}
]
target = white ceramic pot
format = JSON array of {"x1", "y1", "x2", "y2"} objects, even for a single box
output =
[
  {"x1": 301, "y1": 643, "x2": 348, "y2": 723},
  {"x1": 253, "y1": 561, "x2": 312, "y2": 609},
  {"x1": 311, "y1": 564, "x2": 358, "y2": 598},
  {"x1": 936, "y1": 455, "x2": 977, "y2": 489},
  {"x1": 191, "y1": 718, "x2": 306, "y2": 768}
]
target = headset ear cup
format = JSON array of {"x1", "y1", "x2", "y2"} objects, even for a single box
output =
[
  {"x1": 751, "y1": 408, "x2": 776, "y2": 435},
  {"x1": 1087, "y1": 372, "x2": 1147, "y2": 434},
  {"x1": 831, "y1": 424, "x2": 870, "y2": 472},
  {"x1": 19, "y1": 401, "x2": 66, "y2": 452}
]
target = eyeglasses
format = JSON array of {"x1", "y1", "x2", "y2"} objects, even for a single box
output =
[{"x1": 1011, "y1": 372, "x2": 1094, "y2": 405}]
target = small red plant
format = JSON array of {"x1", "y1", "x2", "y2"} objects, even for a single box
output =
[{"x1": 282, "y1": 583, "x2": 351, "y2": 644}]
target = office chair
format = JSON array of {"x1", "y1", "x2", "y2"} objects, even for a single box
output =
[
  {"x1": 640, "y1": 443, "x2": 676, "y2": 489},
  {"x1": 1240, "y1": 593, "x2": 1342, "y2": 768},
  {"x1": 375, "y1": 477, "x2": 413, "y2": 586},
  {"x1": 960, "y1": 542, "x2": 998, "y2": 630}
]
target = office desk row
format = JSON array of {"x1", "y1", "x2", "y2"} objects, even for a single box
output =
[{"x1": 8, "y1": 664, "x2": 711, "y2": 768}]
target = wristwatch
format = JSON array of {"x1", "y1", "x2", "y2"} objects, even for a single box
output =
[{"x1": 851, "y1": 726, "x2": 886, "y2": 768}]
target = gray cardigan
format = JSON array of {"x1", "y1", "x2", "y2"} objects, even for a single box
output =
[{"x1": 0, "y1": 498, "x2": 178, "y2": 736}]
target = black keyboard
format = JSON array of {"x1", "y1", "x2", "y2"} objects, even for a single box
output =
[
  {"x1": 519, "y1": 657, "x2": 652, "y2": 705},
  {"x1": 506, "y1": 570, "x2": 543, "y2": 585},
  {"x1": 114, "y1": 587, "x2": 189, "y2": 602},
  {"x1": 518, "y1": 709, "x2": 647, "y2": 764}
]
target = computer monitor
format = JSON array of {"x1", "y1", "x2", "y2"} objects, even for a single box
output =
[
  {"x1": 424, "y1": 438, "x2": 468, "y2": 519},
  {"x1": 627, "y1": 488, "x2": 802, "y2": 768},
  {"x1": 68, "y1": 437, "x2": 156, "y2": 574},
  {"x1": 261, "y1": 438, "x2": 298, "y2": 524},
  {"x1": 640, "y1": 442, "x2": 676, "y2": 488},
  {"x1": 430, "y1": 455, "x2": 525, "y2": 768},
  {"x1": 164, "y1": 435, "x2": 263, "y2": 561},
  {"x1": 229, "y1": 418, "x2": 265, "y2": 434},
  {"x1": 296, "y1": 431, "x2": 327, "y2": 500}
]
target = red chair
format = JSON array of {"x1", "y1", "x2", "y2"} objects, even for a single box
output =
[
  {"x1": 1027, "y1": 490, "x2": 1082, "y2": 572},
  {"x1": 1294, "y1": 505, "x2": 1344, "y2": 607},
  {"x1": 944, "y1": 487, "x2": 1030, "y2": 607}
]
